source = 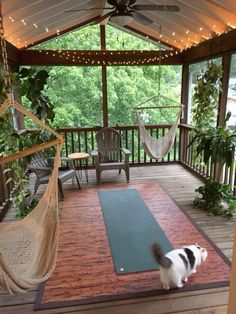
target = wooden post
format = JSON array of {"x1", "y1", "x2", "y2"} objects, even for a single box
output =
[
  {"x1": 180, "y1": 64, "x2": 189, "y2": 162},
  {"x1": 100, "y1": 25, "x2": 108, "y2": 127},
  {"x1": 215, "y1": 53, "x2": 231, "y2": 182},
  {"x1": 228, "y1": 223, "x2": 236, "y2": 314},
  {"x1": 218, "y1": 52, "x2": 231, "y2": 126}
]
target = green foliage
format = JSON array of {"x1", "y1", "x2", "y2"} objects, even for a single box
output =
[
  {"x1": 11, "y1": 189, "x2": 38, "y2": 219},
  {"x1": 189, "y1": 114, "x2": 236, "y2": 218},
  {"x1": 194, "y1": 179, "x2": 236, "y2": 218},
  {"x1": 0, "y1": 66, "x2": 53, "y2": 219},
  {"x1": 188, "y1": 112, "x2": 236, "y2": 167},
  {"x1": 30, "y1": 24, "x2": 182, "y2": 128},
  {"x1": 192, "y1": 62, "x2": 222, "y2": 129},
  {"x1": 18, "y1": 67, "x2": 55, "y2": 123}
]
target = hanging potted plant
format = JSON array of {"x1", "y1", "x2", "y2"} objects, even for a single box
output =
[{"x1": 191, "y1": 61, "x2": 222, "y2": 130}]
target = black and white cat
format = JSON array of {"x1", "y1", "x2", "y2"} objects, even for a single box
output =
[{"x1": 152, "y1": 243, "x2": 208, "y2": 290}]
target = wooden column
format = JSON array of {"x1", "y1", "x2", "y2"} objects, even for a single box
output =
[
  {"x1": 100, "y1": 25, "x2": 108, "y2": 127},
  {"x1": 228, "y1": 223, "x2": 236, "y2": 314},
  {"x1": 180, "y1": 64, "x2": 189, "y2": 162},
  {"x1": 218, "y1": 52, "x2": 231, "y2": 126},
  {"x1": 180, "y1": 63, "x2": 189, "y2": 124}
]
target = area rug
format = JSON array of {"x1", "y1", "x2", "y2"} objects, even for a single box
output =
[
  {"x1": 98, "y1": 188, "x2": 173, "y2": 274},
  {"x1": 35, "y1": 183, "x2": 230, "y2": 310}
]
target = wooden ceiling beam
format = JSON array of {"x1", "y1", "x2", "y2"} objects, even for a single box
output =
[
  {"x1": 17, "y1": 49, "x2": 183, "y2": 66},
  {"x1": 181, "y1": 28, "x2": 236, "y2": 63},
  {"x1": 0, "y1": 40, "x2": 19, "y2": 64}
]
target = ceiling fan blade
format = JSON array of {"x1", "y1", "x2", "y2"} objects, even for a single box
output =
[
  {"x1": 65, "y1": 7, "x2": 114, "y2": 13},
  {"x1": 133, "y1": 5, "x2": 180, "y2": 12},
  {"x1": 132, "y1": 11, "x2": 153, "y2": 25}
]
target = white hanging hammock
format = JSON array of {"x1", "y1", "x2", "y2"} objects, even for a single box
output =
[{"x1": 135, "y1": 103, "x2": 182, "y2": 160}]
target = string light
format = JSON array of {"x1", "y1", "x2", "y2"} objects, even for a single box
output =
[{"x1": 3, "y1": 13, "x2": 236, "y2": 53}]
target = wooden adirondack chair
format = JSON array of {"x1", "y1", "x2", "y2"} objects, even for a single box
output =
[
  {"x1": 91, "y1": 127, "x2": 131, "y2": 183},
  {"x1": 29, "y1": 152, "x2": 81, "y2": 199}
]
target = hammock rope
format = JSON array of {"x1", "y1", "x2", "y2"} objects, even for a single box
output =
[
  {"x1": 135, "y1": 99, "x2": 182, "y2": 160},
  {"x1": 0, "y1": 4, "x2": 63, "y2": 293}
]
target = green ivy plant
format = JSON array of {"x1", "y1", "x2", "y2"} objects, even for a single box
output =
[
  {"x1": 192, "y1": 62, "x2": 222, "y2": 129},
  {"x1": 18, "y1": 67, "x2": 55, "y2": 123},
  {"x1": 0, "y1": 67, "x2": 55, "y2": 219}
]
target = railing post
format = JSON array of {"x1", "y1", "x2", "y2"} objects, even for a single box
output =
[{"x1": 181, "y1": 64, "x2": 189, "y2": 124}]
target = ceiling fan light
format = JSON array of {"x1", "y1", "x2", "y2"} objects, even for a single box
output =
[{"x1": 110, "y1": 13, "x2": 133, "y2": 26}]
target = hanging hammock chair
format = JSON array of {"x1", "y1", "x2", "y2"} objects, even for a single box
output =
[
  {"x1": 0, "y1": 95, "x2": 64, "y2": 294},
  {"x1": 135, "y1": 97, "x2": 183, "y2": 160}
]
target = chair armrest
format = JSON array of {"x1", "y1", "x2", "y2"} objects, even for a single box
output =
[
  {"x1": 47, "y1": 156, "x2": 75, "y2": 169},
  {"x1": 48, "y1": 157, "x2": 72, "y2": 162},
  {"x1": 122, "y1": 148, "x2": 131, "y2": 156},
  {"x1": 91, "y1": 150, "x2": 99, "y2": 164}
]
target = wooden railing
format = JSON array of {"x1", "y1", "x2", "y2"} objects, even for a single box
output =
[
  {"x1": 0, "y1": 163, "x2": 15, "y2": 219},
  {"x1": 57, "y1": 124, "x2": 181, "y2": 166},
  {"x1": 179, "y1": 124, "x2": 236, "y2": 196},
  {"x1": 1, "y1": 123, "x2": 235, "y2": 213},
  {"x1": 58, "y1": 124, "x2": 235, "y2": 195}
]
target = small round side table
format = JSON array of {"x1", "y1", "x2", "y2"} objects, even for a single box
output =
[{"x1": 68, "y1": 152, "x2": 89, "y2": 183}]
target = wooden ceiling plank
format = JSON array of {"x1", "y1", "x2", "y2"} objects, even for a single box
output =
[
  {"x1": 176, "y1": 0, "x2": 236, "y2": 25},
  {"x1": 207, "y1": 0, "x2": 236, "y2": 14},
  {"x1": 24, "y1": 14, "x2": 101, "y2": 49},
  {"x1": 2, "y1": 0, "x2": 42, "y2": 16},
  {"x1": 4, "y1": 0, "x2": 97, "y2": 36},
  {"x1": 174, "y1": 4, "x2": 226, "y2": 34},
  {"x1": 136, "y1": 15, "x2": 202, "y2": 48},
  {"x1": 147, "y1": 0, "x2": 225, "y2": 31},
  {"x1": 144, "y1": 10, "x2": 207, "y2": 40},
  {"x1": 7, "y1": 9, "x2": 97, "y2": 43}
]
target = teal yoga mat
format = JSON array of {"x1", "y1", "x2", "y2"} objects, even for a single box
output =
[{"x1": 98, "y1": 188, "x2": 173, "y2": 274}]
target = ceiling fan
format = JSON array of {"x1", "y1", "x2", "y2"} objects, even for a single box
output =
[{"x1": 65, "y1": 0, "x2": 180, "y2": 26}]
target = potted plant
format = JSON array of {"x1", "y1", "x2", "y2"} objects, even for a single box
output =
[{"x1": 189, "y1": 113, "x2": 236, "y2": 218}]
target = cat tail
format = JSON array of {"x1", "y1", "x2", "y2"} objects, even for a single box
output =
[{"x1": 152, "y1": 243, "x2": 172, "y2": 269}]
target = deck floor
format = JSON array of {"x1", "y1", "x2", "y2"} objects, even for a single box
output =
[{"x1": 0, "y1": 164, "x2": 234, "y2": 314}]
